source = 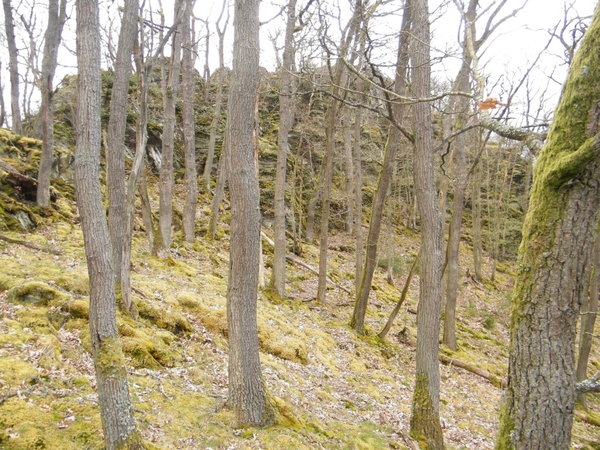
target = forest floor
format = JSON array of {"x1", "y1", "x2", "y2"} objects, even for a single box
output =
[{"x1": 0, "y1": 182, "x2": 599, "y2": 449}]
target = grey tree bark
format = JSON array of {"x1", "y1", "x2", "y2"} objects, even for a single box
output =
[
  {"x1": 182, "y1": 0, "x2": 197, "y2": 243},
  {"x1": 576, "y1": 229, "x2": 600, "y2": 408},
  {"x1": 35, "y1": 0, "x2": 67, "y2": 207},
  {"x1": 159, "y1": 0, "x2": 183, "y2": 250},
  {"x1": 226, "y1": 0, "x2": 275, "y2": 427},
  {"x1": 74, "y1": 1, "x2": 144, "y2": 447},
  {"x1": 269, "y1": 0, "x2": 297, "y2": 300},
  {"x1": 409, "y1": 0, "x2": 444, "y2": 447},
  {"x1": 202, "y1": 0, "x2": 228, "y2": 191},
  {"x1": 106, "y1": 0, "x2": 139, "y2": 284},
  {"x1": 316, "y1": 0, "x2": 362, "y2": 303},
  {"x1": 351, "y1": 1, "x2": 411, "y2": 333},
  {"x1": 2, "y1": 0, "x2": 21, "y2": 133},
  {"x1": 496, "y1": 6, "x2": 600, "y2": 448}
]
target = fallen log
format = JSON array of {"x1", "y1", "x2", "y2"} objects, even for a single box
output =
[
  {"x1": 439, "y1": 354, "x2": 506, "y2": 389},
  {"x1": 261, "y1": 231, "x2": 352, "y2": 296}
]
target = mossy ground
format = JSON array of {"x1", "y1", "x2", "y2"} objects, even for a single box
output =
[{"x1": 0, "y1": 134, "x2": 598, "y2": 449}]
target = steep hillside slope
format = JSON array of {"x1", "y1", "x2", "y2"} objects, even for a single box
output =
[{"x1": 0, "y1": 134, "x2": 598, "y2": 449}]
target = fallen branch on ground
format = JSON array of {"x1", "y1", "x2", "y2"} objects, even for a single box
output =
[
  {"x1": 0, "y1": 233, "x2": 62, "y2": 255},
  {"x1": 439, "y1": 354, "x2": 506, "y2": 389},
  {"x1": 261, "y1": 232, "x2": 352, "y2": 295}
]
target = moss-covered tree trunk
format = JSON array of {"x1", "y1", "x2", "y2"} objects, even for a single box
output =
[
  {"x1": 496, "y1": 6, "x2": 600, "y2": 449},
  {"x1": 74, "y1": 1, "x2": 144, "y2": 448},
  {"x1": 409, "y1": 0, "x2": 444, "y2": 447},
  {"x1": 225, "y1": 0, "x2": 274, "y2": 427}
]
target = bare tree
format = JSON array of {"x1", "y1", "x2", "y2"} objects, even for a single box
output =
[
  {"x1": 409, "y1": 0, "x2": 444, "y2": 447},
  {"x1": 73, "y1": 0, "x2": 144, "y2": 447},
  {"x1": 576, "y1": 229, "x2": 600, "y2": 408},
  {"x1": 316, "y1": 0, "x2": 363, "y2": 303},
  {"x1": 202, "y1": 0, "x2": 228, "y2": 191},
  {"x1": 351, "y1": 0, "x2": 411, "y2": 333},
  {"x1": 182, "y1": 0, "x2": 197, "y2": 242},
  {"x1": 35, "y1": 0, "x2": 67, "y2": 207},
  {"x1": 225, "y1": 0, "x2": 275, "y2": 426},
  {"x1": 106, "y1": 0, "x2": 139, "y2": 287},
  {"x1": 159, "y1": 0, "x2": 183, "y2": 250},
  {"x1": 3, "y1": 0, "x2": 22, "y2": 133},
  {"x1": 269, "y1": 0, "x2": 297, "y2": 300}
]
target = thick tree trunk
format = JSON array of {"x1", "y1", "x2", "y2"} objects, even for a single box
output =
[
  {"x1": 2, "y1": 0, "x2": 21, "y2": 133},
  {"x1": 269, "y1": 0, "x2": 297, "y2": 300},
  {"x1": 409, "y1": 0, "x2": 444, "y2": 448},
  {"x1": 181, "y1": 0, "x2": 197, "y2": 243},
  {"x1": 106, "y1": 0, "x2": 138, "y2": 283},
  {"x1": 36, "y1": 0, "x2": 67, "y2": 207},
  {"x1": 74, "y1": 1, "x2": 144, "y2": 448},
  {"x1": 159, "y1": 0, "x2": 183, "y2": 249},
  {"x1": 226, "y1": 0, "x2": 274, "y2": 427},
  {"x1": 496, "y1": 7, "x2": 600, "y2": 448}
]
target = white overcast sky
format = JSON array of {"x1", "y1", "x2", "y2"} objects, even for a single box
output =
[
  {"x1": 196, "y1": 0, "x2": 596, "y2": 126},
  {"x1": 0, "y1": 0, "x2": 595, "y2": 128}
]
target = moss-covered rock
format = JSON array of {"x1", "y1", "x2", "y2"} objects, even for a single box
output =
[{"x1": 7, "y1": 281, "x2": 68, "y2": 306}]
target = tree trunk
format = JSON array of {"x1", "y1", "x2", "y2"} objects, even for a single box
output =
[
  {"x1": 207, "y1": 140, "x2": 227, "y2": 241},
  {"x1": 353, "y1": 98, "x2": 364, "y2": 294},
  {"x1": 496, "y1": 7, "x2": 600, "y2": 448},
  {"x1": 316, "y1": 102, "x2": 338, "y2": 303},
  {"x1": 36, "y1": 0, "x2": 67, "y2": 207},
  {"x1": 137, "y1": 159, "x2": 155, "y2": 253},
  {"x1": 202, "y1": 0, "x2": 228, "y2": 191},
  {"x1": 2, "y1": 0, "x2": 21, "y2": 133},
  {"x1": 181, "y1": 0, "x2": 197, "y2": 243},
  {"x1": 159, "y1": 0, "x2": 183, "y2": 250},
  {"x1": 225, "y1": 0, "x2": 274, "y2": 427},
  {"x1": 269, "y1": 0, "x2": 297, "y2": 300},
  {"x1": 351, "y1": 2, "x2": 411, "y2": 333},
  {"x1": 343, "y1": 116, "x2": 354, "y2": 234},
  {"x1": 74, "y1": 1, "x2": 144, "y2": 448},
  {"x1": 316, "y1": 0, "x2": 362, "y2": 303},
  {"x1": 576, "y1": 230, "x2": 600, "y2": 408},
  {"x1": 472, "y1": 152, "x2": 483, "y2": 281},
  {"x1": 106, "y1": 0, "x2": 138, "y2": 283},
  {"x1": 442, "y1": 63, "x2": 471, "y2": 350},
  {"x1": 409, "y1": 0, "x2": 444, "y2": 448}
]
